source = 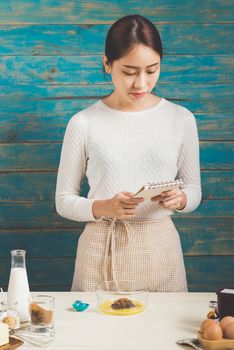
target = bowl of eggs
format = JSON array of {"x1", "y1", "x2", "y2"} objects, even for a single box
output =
[{"x1": 198, "y1": 316, "x2": 234, "y2": 350}]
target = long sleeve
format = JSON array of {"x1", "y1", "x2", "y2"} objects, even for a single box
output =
[
  {"x1": 56, "y1": 98, "x2": 201, "y2": 222},
  {"x1": 176, "y1": 109, "x2": 202, "y2": 213},
  {"x1": 55, "y1": 114, "x2": 96, "y2": 222}
]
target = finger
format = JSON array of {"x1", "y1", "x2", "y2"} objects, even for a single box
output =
[
  {"x1": 121, "y1": 192, "x2": 144, "y2": 202},
  {"x1": 152, "y1": 193, "x2": 180, "y2": 202},
  {"x1": 161, "y1": 194, "x2": 182, "y2": 203},
  {"x1": 151, "y1": 195, "x2": 162, "y2": 201},
  {"x1": 122, "y1": 191, "x2": 136, "y2": 197},
  {"x1": 161, "y1": 189, "x2": 179, "y2": 197},
  {"x1": 160, "y1": 199, "x2": 181, "y2": 209},
  {"x1": 122, "y1": 205, "x2": 139, "y2": 210},
  {"x1": 121, "y1": 198, "x2": 144, "y2": 205},
  {"x1": 162, "y1": 199, "x2": 178, "y2": 208}
]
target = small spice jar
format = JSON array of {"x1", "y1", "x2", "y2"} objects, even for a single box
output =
[
  {"x1": 207, "y1": 300, "x2": 219, "y2": 319},
  {"x1": 0, "y1": 301, "x2": 20, "y2": 329}
]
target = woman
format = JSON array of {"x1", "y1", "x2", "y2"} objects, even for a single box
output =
[{"x1": 55, "y1": 14, "x2": 201, "y2": 292}]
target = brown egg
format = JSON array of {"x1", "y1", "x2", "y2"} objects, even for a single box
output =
[
  {"x1": 220, "y1": 316, "x2": 234, "y2": 331},
  {"x1": 204, "y1": 322, "x2": 223, "y2": 340},
  {"x1": 200, "y1": 319, "x2": 216, "y2": 333},
  {"x1": 223, "y1": 321, "x2": 234, "y2": 339}
]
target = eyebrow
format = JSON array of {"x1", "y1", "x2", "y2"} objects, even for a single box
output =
[{"x1": 122, "y1": 63, "x2": 159, "y2": 69}]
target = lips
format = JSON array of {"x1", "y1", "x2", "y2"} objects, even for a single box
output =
[{"x1": 130, "y1": 92, "x2": 146, "y2": 98}]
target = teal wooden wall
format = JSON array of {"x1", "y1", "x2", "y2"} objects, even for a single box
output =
[{"x1": 0, "y1": 0, "x2": 233, "y2": 292}]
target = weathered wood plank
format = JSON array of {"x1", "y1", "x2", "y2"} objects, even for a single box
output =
[
  {"x1": 0, "y1": 112, "x2": 233, "y2": 143},
  {"x1": 201, "y1": 171, "x2": 234, "y2": 198},
  {"x1": 0, "y1": 55, "x2": 232, "y2": 85},
  {"x1": 0, "y1": 218, "x2": 233, "y2": 257},
  {"x1": 0, "y1": 172, "x2": 55, "y2": 201},
  {"x1": 0, "y1": 142, "x2": 233, "y2": 171},
  {"x1": 0, "y1": 143, "x2": 62, "y2": 171},
  {"x1": 0, "y1": 257, "x2": 74, "y2": 288},
  {"x1": 0, "y1": 200, "x2": 233, "y2": 229},
  {"x1": 0, "y1": 24, "x2": 233, "y2": 55},
  {"x1": 0, "y1": 229, "x2": 82, "y2": 258},
  {"x1": 176, "y1": 218, "x2": 234, "y2": 256},
  {"x1": 185, "y1": 256, "x2": 234, "y2": 292},
  {"x1": 196, "y1": 114, "x2": 234, "y2": 141},
  {"x1": 0, "y1": 256, "x2": 233, "y2": 292},
  {"x1": 0, "y1": 0, "x2": 232, "y2": 24},
  {"x1": 0, "y1": 171, "x2": 233, "y2": 201},
  {"x1": 0, "y1": 114, "x2": 68, "y2": 143},
  {"x1": 25, "y1": 285, "x2": 70, "y2": 291},
  {"x1": 0, "y1": 84, "x2": 232, "y2": 115},
  {"x1": 199, "y1": 142, "x2": 234, "y2": 170},
  {"x1": 0, "y1": 173, "x2": 88, "y2": 201}
]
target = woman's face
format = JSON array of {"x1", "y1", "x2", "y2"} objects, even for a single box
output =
[{"x1": 103, "y1": 44, "x2": 161, "y2": 107}]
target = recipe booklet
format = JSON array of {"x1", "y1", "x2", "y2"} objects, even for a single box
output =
[{"x1": 133, "y1": 179, "x2": 184, "y2": 200}]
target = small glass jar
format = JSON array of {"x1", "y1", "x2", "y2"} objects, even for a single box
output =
[
  {"x1": 0, "y1": 301, "x2": 20, "y2": 329},
  {"x1": 207, "y1": 300, "x2": 219, "y2": 319},
  {"x1": 29, "y1": 295, "x2": 55, "y2": 330}
]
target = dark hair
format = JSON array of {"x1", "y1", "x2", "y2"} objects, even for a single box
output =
[{"x1": 105, "y1": 14, "x2": 163, "y2": 67}]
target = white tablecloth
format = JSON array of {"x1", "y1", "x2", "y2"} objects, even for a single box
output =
[{"x1": 19, "y1": 292, "x2": 215, "y2": 349}]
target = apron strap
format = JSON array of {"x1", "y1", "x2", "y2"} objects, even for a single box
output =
[{"x1": 103, "y1": 217, "x2": 134, "y2": 288}]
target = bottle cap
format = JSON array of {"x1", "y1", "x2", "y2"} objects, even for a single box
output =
[{"x1": 209, "y1": 300, "x2": 218, "y2": 308}]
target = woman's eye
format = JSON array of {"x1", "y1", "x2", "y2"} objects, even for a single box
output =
[
  {"x1": 122, "y1": 71, "x2": 157, "y2": 76},
  {"x1": 122, "y1": 71, "x2": 136, "y2": 75}
]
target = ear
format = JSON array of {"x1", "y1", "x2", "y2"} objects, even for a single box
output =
[{"x1": 102, "y1": 55, "x2": 111, "y2": 73}]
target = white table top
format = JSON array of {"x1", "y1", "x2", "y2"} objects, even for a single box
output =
[{"x1": 19, "y1": 292, "x2": 215, "y2": 349}]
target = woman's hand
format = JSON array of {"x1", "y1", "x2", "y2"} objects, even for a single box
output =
[
  {"x1": 93, "y1": 192, "x2": 144, "y2": 220},
  {"x1": 151, "y1": 189, "x2": 187, "y2": 210}
]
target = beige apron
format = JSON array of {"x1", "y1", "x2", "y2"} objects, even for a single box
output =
[{"x1": 71, "y1": 217, "x2": 187, "y2": 292}]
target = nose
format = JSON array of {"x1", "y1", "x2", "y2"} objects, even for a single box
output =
[{"x1": 133, "y1": 73, "x2": 147, "y2": 90}]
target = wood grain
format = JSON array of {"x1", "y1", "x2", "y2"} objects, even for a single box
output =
[
  {"x1": 0, "y1": 84, "x2": 232, "y2": 116},
  {"x1": 0, "y1": 256, "x2": 233, "y2": 292},
  {"x1": 0, "y1": 142, "x2": 233, "y2": 171},
  {"x1": 0, "y1": 24, "x2": 233, "y2": 55},
  {"x1": 0, "y1": 0, "x2": 233, "y2": 293},
  {"x1": 0, "y1": 0, "x2": 232, "y2": 24},
  {"x1": 185, "y1": 256, "x2": 234, "y2": 292},
  {"x1": 0, "y1": 55, "x2": 233, "y2": 85},
  {"x1": 0, "y1": 171, "x2": 233, "y2": 201},
  {"x1": 0, "y1": 218, "x2": 233, "y2": 256},
  {"x1": 0, "y1": 200, "x2": 234, "y2": 229},
  {"x1": 0, "y1": 112, "x2": 234, "y2": 142},
  {"x1": 0, "y1": 337, "x2": 24, "y2": 350}
]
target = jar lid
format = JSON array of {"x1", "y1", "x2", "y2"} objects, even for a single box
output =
[{"x1": 209, "y1": 300, "x2": 218, "y2": 308}]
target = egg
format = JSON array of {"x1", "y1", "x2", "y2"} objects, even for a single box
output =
[
  {"x1": 223, "y1": 321, "x2": 234, "y2": 339},
  {"x1": 200, "y1": 319, "x2": 216, "y2": 333},
  {"x1": 204, "y1": 322, "x2": 223, "y2": 340},
  {"x1": 220, "y1": 316, "x2": 234, "y2": 331}
]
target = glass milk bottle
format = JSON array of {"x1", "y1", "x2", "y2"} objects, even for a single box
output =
[{"x1": 7, "y1": 250, "x2": 30, "y2": 322}]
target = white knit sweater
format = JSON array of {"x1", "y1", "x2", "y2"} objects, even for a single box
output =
[{"x1": 55, "y1": 98, "x2": 201, "y2": 221}]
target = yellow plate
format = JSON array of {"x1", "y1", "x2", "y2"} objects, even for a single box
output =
[
  {"x1": 198, "y1": 331, "x2": 234, "y2": 350},
  {"x1": 99, "y1": 300, "x2": 145, "y2": 316}
]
